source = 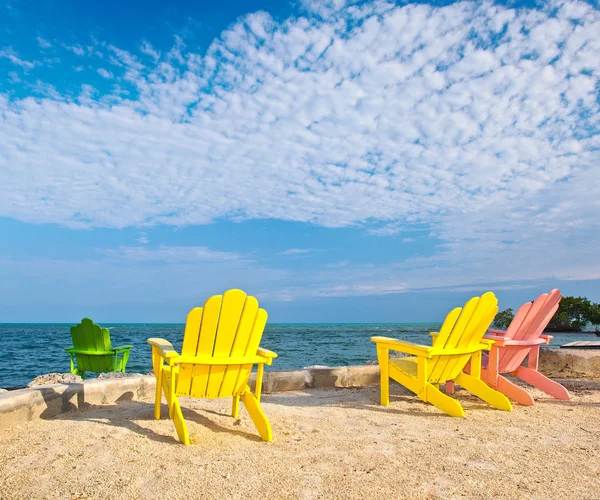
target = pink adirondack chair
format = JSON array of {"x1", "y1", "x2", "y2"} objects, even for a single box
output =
[{"x1": 447, "y1": 289, "x2": 570, "y2": 405}]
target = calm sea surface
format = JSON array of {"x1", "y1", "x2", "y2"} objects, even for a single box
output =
[{"x1": 0, "y1": 323, "x2": 596, "y2": 388}]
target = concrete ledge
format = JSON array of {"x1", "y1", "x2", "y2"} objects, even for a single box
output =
[
  {"x1": 539, "y1": 348, "x2": 600, "y2": 377},
  {"x1": 0, "y1": 349, "x2": 598, "y2": 432}
]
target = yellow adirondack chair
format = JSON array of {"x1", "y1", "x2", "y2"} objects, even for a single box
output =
[
  {"x1": 371, "y1": 292, "x2": 512, "y2": 417},
  {"x1": 148, "y1": 289, "x2": 278, "y2": 444}
]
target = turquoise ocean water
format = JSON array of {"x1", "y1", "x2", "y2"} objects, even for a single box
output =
[{"x1": 0, "y1": 323, "x2": 595, "y2": 388}]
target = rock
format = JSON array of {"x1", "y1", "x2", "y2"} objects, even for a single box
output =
[
  {"x1": 96, "y1": 372, "x2": 146, "y2": 380},
  {"x1": 27, "y1": 373, "x2": 83, "y2": 387},
  {"x1": 303, "y1": 365, "x2": 330, "y2": 369}
]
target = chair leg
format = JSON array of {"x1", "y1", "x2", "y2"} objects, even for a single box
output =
[
  {"x1": 241, "y1": 386, "x2": 273, "y2": 442},
  {"x1": 454, "y1": 373, "x2": 512, "y2": 411},
  {"x1": 377, "y1": 348, "x2": 390, "y2": 406},
  {"x1": 515, "y1": 366, "x2": 570, "y2": 401},
  {"x1": 445, "y1": 381, "x2": 455, "y2": 394},
  {"x1": 424, "y1": 383, "x2": 465, "y2": 417},
  {"x1": 496, "y1": 374, "x2": 535, "y2": 406},
  {"x1": 153, "y1": 373, "x2": 163, "y2": 420},
  {"x1": 232, "y1": 395, "x2": 240, "y2": 418},
  {"x1": 170, "y1": 396, "x2": 190, "y2": 445}
]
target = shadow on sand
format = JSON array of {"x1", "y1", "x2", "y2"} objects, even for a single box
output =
[{"x1": 35, "y1": 384, "x2": 262, "y2": 444}]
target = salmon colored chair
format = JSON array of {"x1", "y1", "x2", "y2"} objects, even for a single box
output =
[{"x1": 448, "y1": 289, "x2": 569, "y2": 405}]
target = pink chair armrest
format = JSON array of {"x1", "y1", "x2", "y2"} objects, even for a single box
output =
[
  {"x1": 484, "y1": 334, "x2": 509, "y2": 346},
  {"x1": 487, "y1": 329, "x2": 507, "y2": 336},
  {"x1": 483, "y1": 335, "x2": 546, "y2": 347},
  {"x1": 540, "y1": 334, "x2": 553, "y2": 344}
]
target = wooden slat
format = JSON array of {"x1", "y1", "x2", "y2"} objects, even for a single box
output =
[
  {"x1": 234, "y1": 308, "x2": 268, "y2": 395},
  {"x1": 446, "y1": 293, "x2": 497, "y2": 380},
  {"x1": 189, "y1": 295, "x2": 222, "y2": 398},
  {"x1": 219, "y1": 295, "x2": 259, "y2": 397},
  {"x1": 428, "y1": 296, "x2": 479, "y2": 382},
  {"x1": 206, "y1": 290, "x2": 247, "y2": 398},
  {"x1": 500, "y1": 290, "x2": 561, "y2": 372},
  {"x1": 176, "y1": 307, "x2": 203, "y2": 396}
]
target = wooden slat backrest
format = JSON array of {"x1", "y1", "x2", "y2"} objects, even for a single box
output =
[
  {"x1": 70, "y1": 318, "x2": 113, "y2": 372},
  {"x1": 175, "y1": 290, "x2": 267, "y2": 398},
  {"x1": 428, "y1": 293, "x2": 498, "y2": 383},
  {"x1": 499, "y1": 290, "x2": 561, "y2": 373}
]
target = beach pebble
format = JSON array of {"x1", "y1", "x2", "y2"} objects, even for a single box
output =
[{"x1": 27, "y1": 373, "x2": 83, "y2": 387}]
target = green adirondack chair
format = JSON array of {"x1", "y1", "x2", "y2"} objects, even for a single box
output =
[{"x1": 65, "y1": 318, "x2": 133, "y2": 379}]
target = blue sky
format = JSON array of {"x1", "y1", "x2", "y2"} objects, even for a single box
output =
[{"x1": 1, "y1": 0, "x2": 599, "y2": 322}]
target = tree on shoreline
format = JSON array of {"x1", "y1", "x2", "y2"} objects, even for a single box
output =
[
  {"x1": 492, "y1": 308, "x2": 514, "y2": 330},
  {"x1": 546, "y1": 296, "x2": 597, "y2": 332}
]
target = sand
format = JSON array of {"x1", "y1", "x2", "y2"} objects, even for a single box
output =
[{"x1": 1, "y1": 378, "x2": 599, "y2": 499}]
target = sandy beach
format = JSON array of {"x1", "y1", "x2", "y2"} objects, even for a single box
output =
[{"x1": 1, "y1": 378, "x2": 599, "y2": 499}]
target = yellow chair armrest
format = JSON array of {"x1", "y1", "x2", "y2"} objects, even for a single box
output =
[
  {"x1": 173, "y1": 355, "x2": 270, "y2": 365},
  {"x1": 431, "y1": 344, "x2": 489, "y2": 356},
  {"x1": 479, "y1": 339, "x2": 495, "y2": 349},
  {"x1": 147, "y1": 338, "x2": 179, "y2": 360},
  {"x1": 371, "y1": 336, "x2": 433, "y2": 358},
  {"x1": 257, "y1": 347, "x2": 278, "y2": 358},
  {"x1": 257, "y1": 347, "x2": 277, "y2": 365}
]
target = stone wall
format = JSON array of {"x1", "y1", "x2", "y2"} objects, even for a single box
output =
[{"x1": 0, "y1": 348, "x2": 598, "y2": 431}]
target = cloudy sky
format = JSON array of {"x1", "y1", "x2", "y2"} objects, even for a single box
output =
[{"x1": 1, "y1": 0, "x2": 599, "y2": 322}]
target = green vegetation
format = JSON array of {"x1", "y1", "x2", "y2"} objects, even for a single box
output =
[
  {"x1": 493, "y1": 296, "x2": 600, "y2": 332},
  {"x1": 547, "y1": 296, "x2": 599, "y2": 332},
  {"x1": 492, "y1": 308, "x2": 514, "y2": 330}
]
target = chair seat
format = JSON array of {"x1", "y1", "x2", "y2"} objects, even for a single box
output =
[{"x1": 389, "y1": 356, "x2": 417, "y2": 376}]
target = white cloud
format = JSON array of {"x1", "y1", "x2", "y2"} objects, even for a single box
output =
[
  {"x1": 279, "y1": 248, "x2": 313, "y2": 255},
  {"x1": 97, "y1": 68, "x2": 113, "y2": 79},
  {"x1": 0, "y1": 0, "x2": 599, "y2": 291},
  {"x1": 140, "y1": 40, "x2": 160, "y2": 62},
  {"x1": 102, "y1": 245, "x2": 242, "y2": 263},
  {"x1": 37, "y1": 36, "x2": 52, "y2": 49},
  {"x1": 0, "y1": 47, "x2": 37, "y2": 69},
  {"x1": 137, "y1": 232, "x2": 149, "y2": 244},
  {"x1": 64, "y1": 44, "x2": 85, "y2": 56}
]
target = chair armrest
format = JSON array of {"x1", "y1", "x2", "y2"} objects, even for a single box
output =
[
  {"x1": 487, "y1": 329, "x2": 507, "y2": 336},
  {"x1": 540, "y1": 334, "x2": 553, "y2": 344},
  {"x1": 430, "y1": 332, "x2": 439, "y2": 339},
  {"x1": 431, "y1": 344, "x2": 491, "y2": 356},
  {"x1": 257, "y1": 347, "x2": 277, "y2": 358},
  {"x1": 64, "y1": 348, "x2": 116, "y2": 355},
  {"x1": 113, "y1": 345, "x2": 133, "y2": 352},
  {"x1": 371, "y1": 336, "x2": 433, "y2": 358},
  {"x1": 173, "y1": 355, "x2": 271, "y2": 365},
  {"x1": 257, "y1": 347, "x2": 277, "y2": 366},
  {"x1": 483, "y1": 335, "x2": 546, "y2": 347},
  {"x1": 147, "y1": 338, "x2": 179, "y2": 360},
  {"x1": 479, "y1": 339, "x2": 495, "y2": 349}
]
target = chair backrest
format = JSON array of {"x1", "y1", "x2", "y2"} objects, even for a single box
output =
[
  {"x1": 498, "y1": 289, "x2": 561, "y2": 373},
  {"x1": 70, "y1": 318, "x2": 115, "y2": 372},
  {"x1": 428, "y1": 292, "x2": 498, "y2": 384},
  {"x1": 175, "y1": 289, "x2": 268, "y2": 399}
]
